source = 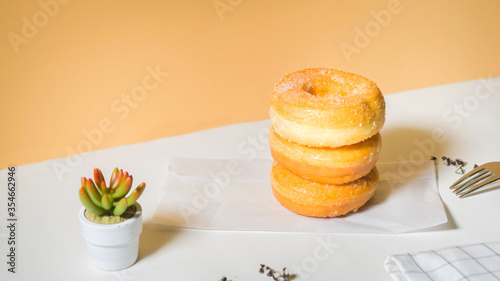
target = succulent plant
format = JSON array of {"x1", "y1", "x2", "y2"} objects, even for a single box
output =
[{"x1": 79, "y1": 168, "x2": 146, "y2": 216}]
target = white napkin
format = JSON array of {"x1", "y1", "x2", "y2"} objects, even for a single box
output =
[
  {"x1": 152, "y1": 158, "x2": 447, "y2": 233},
  {"x1": 385, "y1": 241, "x2": 500, "y2": 281}
]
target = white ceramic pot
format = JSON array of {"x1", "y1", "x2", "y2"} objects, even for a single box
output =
[{"x1": 79, "y1": 203, "x2": 142, "y2": 271}]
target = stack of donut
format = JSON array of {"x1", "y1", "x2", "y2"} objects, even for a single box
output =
[{"x1": 269, "y1": 68, "x2": 386, "y2": 217}]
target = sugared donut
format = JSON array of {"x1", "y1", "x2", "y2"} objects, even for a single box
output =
[
  {"x1": 270, "y1": 162, "x2": 378, "y2": 217},
  {"x1": 269, "y1": 125, "x2": 381, "y2": 184},
  {"x1": 270, "y1": 68, "x2": 385, "y2": 148}
]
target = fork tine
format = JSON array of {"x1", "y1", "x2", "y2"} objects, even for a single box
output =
[
  {"x1": 449, "y1": 164, "x2": 490, "y2": 189},
  {"x1": 458, "y1": 177, "x2": 500, "y2": 198},
  {"x1": 455, "y1": 172, "x2": 492, "y2": 194},
  {"x1": 452, "y1": 170, "x2": 492, "y2": 193}
]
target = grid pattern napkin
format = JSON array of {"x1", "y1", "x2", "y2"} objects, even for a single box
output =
[{"x1": 385, "y1": 241, "x2": 500, "y2": 281}]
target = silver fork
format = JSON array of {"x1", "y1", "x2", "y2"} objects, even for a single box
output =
[{"x1": 449, "y1": 162, "x2": 500, "y2": 198}]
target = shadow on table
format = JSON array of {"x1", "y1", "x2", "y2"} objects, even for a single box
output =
[
  {"x1": 373, "y1": 127, "x2": 441, "y2": 205},
  {"x1": 138, "y1": 221, "x2": 180, "y2": 261},
  {"x1": 379, "y1": 126, "x2": 449, "y2": 163},
  {"x1": 374, "y1": 126, "x2": 458, "y2": 231}
]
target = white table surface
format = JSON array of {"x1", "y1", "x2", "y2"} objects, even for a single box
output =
[{"x1": 1, "y1": 77, "x2": 500, "y2": 280}]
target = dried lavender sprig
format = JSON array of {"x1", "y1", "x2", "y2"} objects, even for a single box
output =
[
  {"x1": 441, "y1": 156, "x2": 467, "y2": 167},
  {"x1": 259, "y1": 264, "x2": 292, "y2": 281},
  {"x1": 438, "y1": 156, "x2": 471, "y2": 174},
  {"x1": 455, "y1": 166, "x2": 465, "y2": 174},
  {"x1": 442, "y1": 156, "x2": 450, "y2": 166}
]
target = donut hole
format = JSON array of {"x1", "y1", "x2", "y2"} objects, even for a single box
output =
[{"x1": 302, "y1": 78, "x2": 348, "y2": 97}]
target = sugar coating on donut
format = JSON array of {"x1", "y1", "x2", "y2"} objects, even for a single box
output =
[
  {"x1": 270, "y1": 68, "x2": 385, "y2": 148},
  {"x1": 269, "y1": 125, "x2": 381, "y2": 184},
  {"x1": 270, "y1": 162, "x2": 379, "y2": 217}
]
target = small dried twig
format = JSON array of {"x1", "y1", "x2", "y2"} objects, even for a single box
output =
[
  {"x1": 259, "y1": 264, "x2": 292, "y2": 281},
  {"x1": 455, "y1": 166, "x2": 465, "y2": 175},
  {"x1": 219, "y1": 264, "x2": 294, "y2": 281},
  {"x1": 442, "y1": 156, "x2": 450, "y2": 166},
  {"x1": 438, "y1": 156, "x2": 468, "y2": 174}
]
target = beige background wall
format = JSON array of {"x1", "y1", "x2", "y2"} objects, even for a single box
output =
[{"x1": 1, "y1": 0, "x2": 500, "y2": 168}]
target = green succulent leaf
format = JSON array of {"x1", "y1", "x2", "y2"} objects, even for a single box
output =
[
  {"x1": 79, "y1": 187, "x2": 106, "y2": 215},
  {"x1": 96, "y1": 181, "x2": 106, "y2": 196},
  {"x1": 112, "y1": 176, "x2": 132, "y2": 199},
  {"x1": 109, "y1": 168, "x2": 120, "y2": 189},
  {"x1": 113, "y1": 198, "x2": 128, "y2": 216},
  {"x1": 83, "y1": 178, "x2": 103, "y2": 208},
  {"x1": 93, "y1": 168, "x2": 106, "y2": 190},
  {"x1": 101, "y1": 194, "x2": 113, "y2": 211},
  {"x1": 112, "y1": 171, "x2": 128, "y2": 191},
  {"x1": 127, "y1": 182, "x2": 146, "y2": 207},
  {"x1": 112, "y1": 170, "x2": 125, "y2": 190}
]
